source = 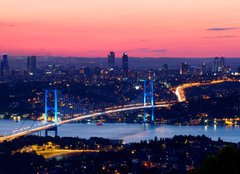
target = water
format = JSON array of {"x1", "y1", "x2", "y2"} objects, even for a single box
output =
[{"x1": 0, "y1": 120, "x2": 239, "y2": 143}]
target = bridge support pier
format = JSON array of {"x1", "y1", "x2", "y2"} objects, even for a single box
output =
[
  {"x1": 44, "y1": 89, "x2": 59, "y2": 137},
  {"x1": 143, "y1": 80, "x2": 155, "y2": 123},
  {"x1": 45, "y1": 89, "x2": 58, "y2": 125},
  {"x1": 45, "y1": 126, "x2": 58, "y2": 137}
]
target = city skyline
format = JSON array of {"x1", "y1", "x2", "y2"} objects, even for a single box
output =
[
  {"x1": 0, "y1": 1, "x2": 240, "y2": 174},
  {"x1": 0, "y1": 0, "x2": 239, "y2": 57}
]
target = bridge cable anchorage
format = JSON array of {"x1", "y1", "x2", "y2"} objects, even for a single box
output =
[
  {"x1": 143, "y1": 80, "x2": 155, "y2": 123},
  {"x1": 44, "y1": 89, "x2": 59, "y2": 137}
]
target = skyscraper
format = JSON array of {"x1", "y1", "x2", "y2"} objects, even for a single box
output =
[
  {"x1": 201, "y1": 63, "x2": 207, "y2": 75},
  {"x1": 212, "y1": 57, "x2": 225, "y2": 74},
  {"x1": 220, "y1": 57, "x2": 225, "y2": 71},
  {"x1": 180, "y1": 62, "x2": 189, "y2": 75},
  {"x1": 122, "y1": 52, "x2": 128, "y2": 77},
  {"x1": 27, "y1": 56, "x2": 37, "y2": 73},
  {"x1": 107, "y1": 51, "x2": 115, "y2": 70},
  {"x1": 1, "y1": 54, "x2": 10, "y2": 76}
]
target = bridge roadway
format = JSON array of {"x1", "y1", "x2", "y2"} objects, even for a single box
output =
[
  {"x1": 0, "y1": 103, "x2": 171, "y2": 143},
  {"x1": 173, "y1": 79, "x2": 240, "y2": 102}
]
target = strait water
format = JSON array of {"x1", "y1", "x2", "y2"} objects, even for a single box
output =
[{"x1": 0, "y1": 120, "x2": 239, "y2": 143}]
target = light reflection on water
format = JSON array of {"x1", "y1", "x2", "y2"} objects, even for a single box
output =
[{"x1": 0, "y1": 120, "x2": 239, "y2": 143}]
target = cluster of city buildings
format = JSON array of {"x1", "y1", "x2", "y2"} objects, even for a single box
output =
[
  {"x1": 1, "y1": 52, "x2": 240, "y2": 80},
  {"x1": 107, "y1": 51, "x2": 128, "y2": 77},
  {"x1": 0, "y1": 54, "x2": 37, "y2": 77},
  {"x1": 180, "y1": 57, "x2": 232, "y2": 76}
]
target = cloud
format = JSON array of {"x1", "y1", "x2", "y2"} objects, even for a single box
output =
[
  {"x1": 203, "y1": 35, "x2": 237, "y2": 39},
  {"x1": 0, "y1": 22, "x2": 16, "y2": 27},
  {"x1": 207, "y1": 27, "x2": 238, "y2": 31},
  {"x1": 137, "y1": 48, "x2": 168, "y2": 53}
]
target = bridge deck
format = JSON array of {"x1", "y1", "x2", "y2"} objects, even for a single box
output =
[{"x1": 0, "y1": 104, "x2": 171, "y2": 143}]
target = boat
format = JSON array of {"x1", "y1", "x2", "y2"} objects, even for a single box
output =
[{"x1": 96, "y1": 122, "x2": 103, "y2": 126}]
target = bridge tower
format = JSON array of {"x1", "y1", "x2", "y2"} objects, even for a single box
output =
[
  {"x1": 44, "y1": 89, "x2": 58, "y2": 137},
  {"x1": 143, "y1": 80, "x2": 154, "y2": 123}
]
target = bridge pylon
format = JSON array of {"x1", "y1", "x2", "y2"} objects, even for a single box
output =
[
  {"x1": 143, "y1": 80, "x2": 154, "y2": 123},
  {"x1": 44, "y1": 89, "x2": 58, "y2": 137}
]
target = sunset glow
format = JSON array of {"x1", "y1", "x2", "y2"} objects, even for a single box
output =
[{"x1": 0, "y1": 0, "x2": 239, "y2": 57}]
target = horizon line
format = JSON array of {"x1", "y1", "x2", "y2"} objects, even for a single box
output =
[{"x1": 5, "y1": 55, "x2": 240, "y2": 59}]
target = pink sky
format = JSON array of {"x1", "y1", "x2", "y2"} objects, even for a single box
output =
[{"x1": 0, "y1": 0, "x2": 239, "y2": 57}]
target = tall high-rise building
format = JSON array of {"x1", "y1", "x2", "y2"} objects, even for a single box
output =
[
  {"x1": 27, "y1": 56, "x2": 37, "y2": 73},
  {"x1": 212, "y1": 57, "x2": 219, "y2": 73},
  {"x1": 220, "y1": 57, "x2": 225, "y2": 71},
  {"x1": 1, "y1": 53, "x2": 10, "y2": 76},
  {"x1": 122, "y1": 52, "x2": 129, "y2": 77},
  {"x1": 213, "y1": 57, "x2": 225, "y2": 74},
  {"x1": 201, "y1": 63, "x2": 207, "y2": 75},
  {"x1": 180, "y1": 62, "x2": 189, "y2": 75},
  {"x1": 107, "y1": 51, "x2": 115, "y2": 70}
]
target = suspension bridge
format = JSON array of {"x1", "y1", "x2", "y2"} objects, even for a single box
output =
[{"x1": 0, "y1": 80, "x2": 173, "y2": 142}]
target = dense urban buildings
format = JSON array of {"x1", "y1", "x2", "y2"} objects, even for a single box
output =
[
  {"x1": 0, "y1": 53, "x2": 239, "y2": 122},
  {"x1": 180, "y1": 62, "x2": 189, "y2": 75},
  {"x1": 1, "y1": 0, "x2": 240, "y2": 173},
  {"x1": 27, "y1": 56, "x2": 37, "y2": 73},
  {"x1": 0, "y1": 54, "x2": 239, "y2": 174},
  {"x1": 212, "y1": 57, "x2": 225, "y2": 75}
]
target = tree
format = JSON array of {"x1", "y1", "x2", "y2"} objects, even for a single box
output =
[{"x1": 198, "y1": 146, "x2": 240, "y2": 174}]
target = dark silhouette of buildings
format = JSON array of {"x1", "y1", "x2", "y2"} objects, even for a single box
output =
[
  {"x1": 212, "y1": 57, "x2": 225, "y2": 74},
  {"x1": 27, "y1": 56, "x2": 37, "y2": 73},
  {"x1": 162, "y1": 64, "x2": 169, "y2": 78},
  {"x1": 163, "y1": 64, "x2": 168, "y2": 71},
  {"x1": 180, "y1": 62, "x2": 189, "y2": 75},
  {"x1": 122, "y1": 52, "x2": 128, "y2": 77},
  {"x1": 107, "y1": 51, "x2": 115, "y2": 70},
  {"x1": 201, "y1": 63, "x2": 207, "y2": 75},
  {"x1": 1, "y1": 53, "x2": 10, "y2": 76}
]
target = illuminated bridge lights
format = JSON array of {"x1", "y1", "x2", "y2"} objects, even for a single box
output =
[{"x1": 0, "y1": 103, "x2": 171, "y2": 143}]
